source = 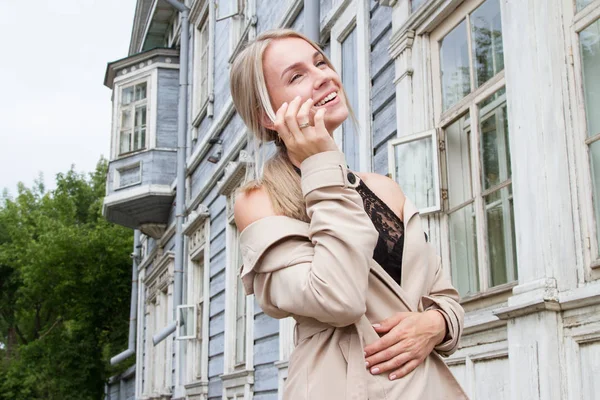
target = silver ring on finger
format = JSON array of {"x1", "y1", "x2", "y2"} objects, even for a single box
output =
[{"x1": 298, "y1": 121, "x2": 310, "y2": 129}]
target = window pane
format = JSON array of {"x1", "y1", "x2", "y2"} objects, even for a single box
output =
[
  {"x1": 122, "y1": 86, "x2": 134, "y2": 105},
  {"x1": 394, "y1": 135, "x2": 436, "y2": 210},
  {"x1": 440, "y1": 19, "x2": 470, "y2": 110},
  {"x1": 479, "y1": 87, "x2": 510, "y2": 190},
  {"x1": 121, "y1": 109, "x2": 132, "y2": 130},
  {"x1": 485, "y1": 186, "x2": 517, "y2": 287},
  {"x1": 445, "y1": 114, "x2": 473, "y2": 208},
  {"x1": 200, "y1": 23, "x2": 210, "y2": 105},
  {"x1": 577, "y1": 0, "x2": 594, "y2": 11},
  {"x1": 590, "y1": 141, "x2": 600, "y2": 257},
  {"x1": 135, "y1": 82, "x2": 147, "y2": 101},
  {"x1": 134, "y1": 127, "x2": 146, "y2": 151},
  {"x1": 581, "y1": 19, "x2": 600, "y2": 137},
  {"x1": 135, "y1": 105, "x2": 147, "y2": 127},
  {"x1": 471, "y1": 0, "x2": 504, "y2": 88},
  {"x1": 341, "y1": 27, "x2": 360, "y2": 171},
  {"x1": 412, "y1": 0, "x2": 426, "y2": 13},
  {"x1": 235, "y1": 275, "x2": 246, "y2": 365},
  {"x1": 120, "y1": 130, "x2": 131, "y2": 154},
  {"x1": 449, "y1": 203, "x2": 479, "y2": 297}
]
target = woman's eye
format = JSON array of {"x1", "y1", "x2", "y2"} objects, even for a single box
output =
[
  {"x1": 290, "y1": 74, "x2": 301, "y2": 83},
  {"x1": 316, "y1": 60, "x2": 327, "y2": 67}
]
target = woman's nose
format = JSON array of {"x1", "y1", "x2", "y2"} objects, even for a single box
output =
[{"x1": 312, "y1": 66, "x2": 333, "y2": 90}]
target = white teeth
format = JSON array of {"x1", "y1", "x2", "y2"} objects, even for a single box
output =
[{"x1": 316, "y1": 91, "x2": 337, "y2": 106}]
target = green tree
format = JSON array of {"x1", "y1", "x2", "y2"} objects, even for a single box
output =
[{"x1": 0, "y1": 159, "x2": 133, "y2": 400}]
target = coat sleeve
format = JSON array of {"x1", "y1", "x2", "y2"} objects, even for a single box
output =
[
  {"x1": 421, "y1": 248, "x2": 465, "y2": 357},
  {"x1": 240, "y1": 151, "x2": 379, "y2": 327}
]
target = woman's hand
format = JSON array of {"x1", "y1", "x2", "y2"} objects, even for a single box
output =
[
  {"x1": 272, "y1": 96, "x2": 338, "y2": 163},
  {"x1": 364, "y1": 310, "x2": 447, "y2": 380}
]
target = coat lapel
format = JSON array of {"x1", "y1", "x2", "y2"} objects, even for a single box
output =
[{"x1": 398, "y1": 198, "x2": 431, "y2": 310}]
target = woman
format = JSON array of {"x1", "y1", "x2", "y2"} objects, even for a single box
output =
[{"x1": 230, "y1": 29, "x2": 467, "y2": 399}]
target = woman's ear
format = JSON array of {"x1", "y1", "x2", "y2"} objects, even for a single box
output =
[{"x1": 260, "y1": 111, "x2": 275, "y2": 130}]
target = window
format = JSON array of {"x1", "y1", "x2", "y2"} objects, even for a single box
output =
[
  {"x1": 146, "y1": 288, "x2": 170, "y2": 395},
  {"x1": 217, "y1": 0, "x2": 255, "y2": 60},
  {"x1": 220, "y1": 156, "x2": 254, "y2": 376},
  {"x1": 183, "y1": 209, "x2": 210, "y2": 384},
  {"x1": 118, "y1": 81, "x2": 148, "y2": 155},
  {"x1": 231, "y1": 0, "x2": 248, "y2": 49},
  {"x1": 194, "y1": 18, "x2": 210, "y2": 115},
  {"x1": 226, "y1": 223, "x2": 248, "y2": 370},
  {"x1": 331, "y1": 0, "x2": 371, "y2": 172},
  {"x1": 190, "y1": 256, "x2": 206, "y2": 381},
  {"x1": 432, "y1": 0, "x2": 516, "y2": 298},
  {"x1": 439, "y1": 0, "x2": 504, "y2": 111},
  {"x1": 142, "y1": 254, "x2": 174, "y2": 396},
  {"x1": 388, "y1": 129, "x2": 440, "y2": 213},
  {"x1": 572, "y1": 2, "x2": 600, "y2": 265},
  {"x1": 578, "y1": 0, "x2": 595, "y2": 11},
  {"x1": 192, "y1": 0, "x2": 214, "y2": 123},
  {"x1": 581, "y1": 19, "x2": 600, "y2": 255}
]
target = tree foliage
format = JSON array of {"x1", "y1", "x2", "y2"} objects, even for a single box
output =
[{"x1": 0, "y1": 159, "x2": 133, "y2": 400}]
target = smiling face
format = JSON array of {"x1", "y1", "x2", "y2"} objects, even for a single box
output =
[{"x1": 262, "y1": 37, "x2": 349, "y2": 134}]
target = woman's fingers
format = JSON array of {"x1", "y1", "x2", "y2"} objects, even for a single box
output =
[
  {"x1": 389, "y1": 358, "x2": 422, "y2": 380},
  {"x1": 284, "y1": 96, "x2": 304, "y2": 141},
  {"x1": 313, "y1": 107, "x2": 327, "y2": 136},
  {"x1": 296, "y1": 98, "x2": 314, "y2": 129},
  {"x1": 369, "y1": 348, "x2": 415, "y2": 377},
  {"x1": 273, "y1": 102, "x2": 292, "y2": 145}
]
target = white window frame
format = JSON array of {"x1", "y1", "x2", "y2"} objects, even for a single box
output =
[
  {"x1": 117, "y1": 80, "x2": 149, "y2": 156},
  {"x1": 141, "y1": 253, "x2": 174, "y2": 398},
  {"x1": 112, "y1": 71, "x2": 158, "y2": 160},
  {"x1": 192, "y1": 0, "x2": 215, "y2": 125},
  {"x1": 176, "y1": 304, "x2": 197, "y2": 340},
  {"x1": 182, "y1": 212, "x2": 211, "y2": 388},
  {"x1": 430, "y1": 0, "x2": 517, "y2": 301},
  {"x1": 217, "y1": 0, "x2": 256, "y2": 63},
  {"x1": 224, "y1": 217, "x2": 254, "y2": 373},
  {"x1": 330, "y1": 0, "x2": 372, "y2": 172},
  {"x1": 388, "y1": 129, "x2": 441, "y2": 214},
  {"x1": 566, "y1": 0, "x2": 600, "y2": 275},
  {"x1": 219, "y1": 152, "x2": 255, "y2": 399}
]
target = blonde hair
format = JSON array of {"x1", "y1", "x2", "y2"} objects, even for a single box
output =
[{"x1": 230, "y1": 29, "x2": 354, "y2": 222}]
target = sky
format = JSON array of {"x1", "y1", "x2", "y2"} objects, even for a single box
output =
[{"x1": 0, "y1": 0, "x2": 137, "y2": 196}]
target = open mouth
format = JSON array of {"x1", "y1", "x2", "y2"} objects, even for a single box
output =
[{"x1": 315, "y1": 91, "x2": 338, "y2": 106}]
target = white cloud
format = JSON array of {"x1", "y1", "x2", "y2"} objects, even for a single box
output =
[{"x1": 0, "y1": 0, "x2": 136, "y2": 196}]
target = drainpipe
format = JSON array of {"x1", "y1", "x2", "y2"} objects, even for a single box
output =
[
  {"x1": 304, "y1": 0, "x2": 320, "y2": 44},
  {"x1": 154, "y1": 0, "x2": 190, "y2": 397},
  {"x1": 110, "y1": 229, "x2": 141, "y2": 365}
]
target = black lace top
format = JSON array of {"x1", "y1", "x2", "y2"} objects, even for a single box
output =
[{"x1": 293, "y1": 166, "x2": 404, "y2": 285}]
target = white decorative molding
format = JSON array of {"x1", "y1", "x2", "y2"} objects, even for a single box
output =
[
  {"x1": 389, "y1": 29, "x2": 415, "y2": 60},
  {"x1": 276, "y1": 0, "x2": 303, "y2": 28},
  {"x1": 377, "y1": 0, "x2": 397, "y2": 7},
  {"x1": 184, "y1": 380, "x2": 208, "y2": 399},
  {"x1": 183, "y1": 204, "x2": 210, "y2": 236},
  {"x1": 220, "y1": 368, "x2": 254, "y2": 400},
  {"x1": 491, "y1": 279, "x2": 600, "y2": 320},
  {"x1": 217, "y1": 150, "x2": 253, "y2": 196},
  {"x1": 188, "y1": 0, "x2": 208, "y2": 24},
  {"x1": 463, "y1": 308, "x2": 506, "y2": 335},
  {"x1": 140, "y1": 223, "x2": 167, "y2": 239}
]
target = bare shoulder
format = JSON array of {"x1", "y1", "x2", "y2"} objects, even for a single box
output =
[
  {"x1": 356, "y1": 172, "x2": 406, "y2": 220},
  {"x1": 234, "y1": 185, "x2": 278, "y2": 232}
]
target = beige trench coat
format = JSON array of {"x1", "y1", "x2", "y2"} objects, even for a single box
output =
[{"x1": 239, "y1": 151, "x2": 467, "y2": 400}]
